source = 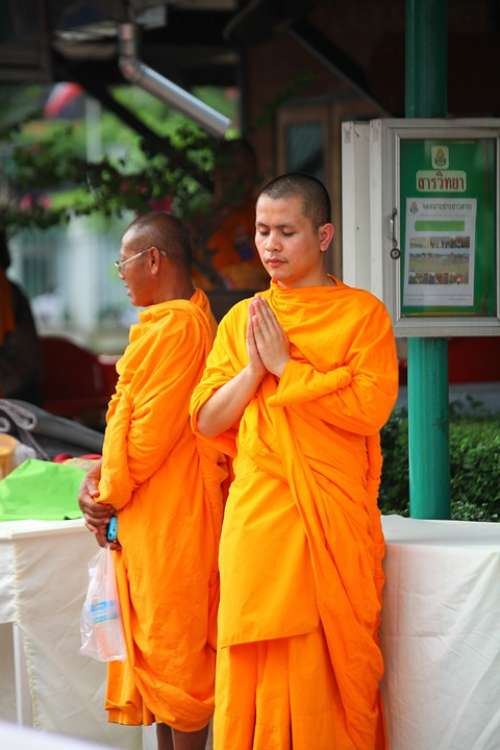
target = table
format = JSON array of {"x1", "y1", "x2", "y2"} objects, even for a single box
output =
[
  {"x1": 0, "y1": 720, "x2": 117, "y2": 750},
  {"x1": 381, "y1": 515, "x2": 500, "y2": 750},
  {"x1": 2, "y1": 515, "x2": 500, "y2": 749},
  {"x1": 0, "y1": 519, "x2": 143, "y2": 749}
]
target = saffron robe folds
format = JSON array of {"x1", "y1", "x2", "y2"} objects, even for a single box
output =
[
  {"x1": 97, "y1": 289, "x2": 225, "y2": 732},
  {"x1": 215, "y1": 627, "x2": 347, "y2": 750},
  {"x1": 191, "y1": 280, "x2": 399, "y2": 749}
]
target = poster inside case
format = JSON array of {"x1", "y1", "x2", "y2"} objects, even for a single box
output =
[
  {"x1": 403, "y1": 197, "x2": 476, "y2": 308},
  {"x1": 399, "y1": 136, "x2": 497, "y2": 318}
]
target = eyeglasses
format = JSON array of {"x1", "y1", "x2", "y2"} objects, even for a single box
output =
[{"x1": 114, "y1": 246, "x2": 167, "y2": 273}]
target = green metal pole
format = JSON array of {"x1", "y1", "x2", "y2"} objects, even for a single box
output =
[
  {"x1": 407, "y1": 339, "x2": 450, "y2": 518},
  {"x1": 406, "y1": 0, "x2": 448, "y2": 118},
  {"x1": 406, "y1": 0, "x2": 450, "y2": 519}
]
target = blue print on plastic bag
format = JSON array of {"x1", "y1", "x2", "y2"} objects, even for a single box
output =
[{"x1": 90, "y1": 599, "x2": 119, "y2": 624}]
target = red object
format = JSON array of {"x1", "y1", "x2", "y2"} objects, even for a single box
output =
[
  {"x1": 40, "y1": 336, "x2": 119, "y2": 419},
  {"x1": 448, "y1": 337, "x2": 500, "y2": 383},
  {"x1": 398, "y1": 358, "x2": 408, "y2": 386},
  {"x1": 52, "y1": 452, "x2": 101, "y2": 463},
  {"x1": 398, "y1": 336, "x2": 500, "y2": 386},
  {"x1": 52, "y1": 453, "x2": 72, "y2": 463},
  {"x1": 44, "y1": 83, "x2": 83, "y2": 118}
]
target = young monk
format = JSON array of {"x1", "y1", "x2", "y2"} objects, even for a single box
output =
[
  {"x1": 191, "y1": 174, "x2": 399, "y2": 750},
  {"x1": 79, "y1": 212, "x2": 225, "y2": 750}
]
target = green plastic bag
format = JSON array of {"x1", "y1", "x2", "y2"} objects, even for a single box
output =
[{"x1": 0, "y1": 459, "x2": 84, "y2": 521}]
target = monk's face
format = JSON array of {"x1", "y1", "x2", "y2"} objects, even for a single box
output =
[
  {"x1": 255, "y1": 194, "x2": 334, "y2": 288},
  {"x1": 118, "y1": 230, "x2": 158, "y2": 307}
]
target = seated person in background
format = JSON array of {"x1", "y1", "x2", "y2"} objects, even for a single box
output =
[
  {"x1": 192, "y1": 139, "x2": 268, "y2": 291},
  {"x1": 0, "y1": 230, "x2": 41, "y2": 404}
]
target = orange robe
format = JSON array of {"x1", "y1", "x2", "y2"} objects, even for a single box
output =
[
  {"x1": 96, "y1": 289, "x2": 225, "y2": 732},
  {"x1": 206, "y1": 202, "x2": 268, "y2": 290},
  {"x1": 190, "y1": 279, "x2": 399, "y2": 749}
]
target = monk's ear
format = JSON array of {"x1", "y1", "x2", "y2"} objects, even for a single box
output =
[
  {"x1": 318, "y1": 223, "x2": 334, "y2": 253},
  {"x1": 148, "y1": 247, "x2": 162, "y2": 275}
]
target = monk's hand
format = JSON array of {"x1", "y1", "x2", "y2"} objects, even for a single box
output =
[
  {"x1": 78, "y1": 461, "x2": 113, "y2": 534},
  {"x1": 246, "y1": 306, "x2": 266, "y2": 381},
  {"x1": 250, "y1": 298, "x2": 290, "y2": 377}
]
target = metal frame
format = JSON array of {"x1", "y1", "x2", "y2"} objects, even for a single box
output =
[
  {"x1": 371, "y1": 118, "x2": 500, "y2": 337},
  {"x1": 341, "y1": 121, "x2": 372, "y2": 291}
]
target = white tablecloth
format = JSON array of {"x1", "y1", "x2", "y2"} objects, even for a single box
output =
[
  {"x1": 0, "y1": 720, "x2": 117, "y2": 750},
  {"x1": 0, "y1": 519, "x2": 142, "y2": 749},
  {"x1": 2, "y1": 515, "x2": 500, "y2": 750},
  {"x1": 381, "y1": 515, "x2": 500, "y2": 750}
]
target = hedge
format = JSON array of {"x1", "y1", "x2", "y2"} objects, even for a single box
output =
[{"x1": 380, "y1": 410, "x2": 500, "y2": 521}]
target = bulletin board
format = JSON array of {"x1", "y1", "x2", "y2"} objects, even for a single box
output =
[{"x1": 399, "y1": 137, "x2": 497, "y2": 318}]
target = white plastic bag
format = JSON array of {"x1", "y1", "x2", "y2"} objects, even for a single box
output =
[
  {"x1": 14, "y1": 441, "x2": 37, "y2": 467},
  {"x1": 80, "y1": 546, "x2": 126, "y2": 661}
]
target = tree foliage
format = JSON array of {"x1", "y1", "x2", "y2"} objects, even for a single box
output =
[{"x1": 0, "y1": 85, "x2": 227, "y2": 234}]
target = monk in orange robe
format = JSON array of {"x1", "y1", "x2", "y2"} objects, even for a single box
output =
[
  {"x1": 191, "y1": 174, "x2": 399, "y2": 750},
  {"x1": 191, "y1": 139, "x2": 268, "y2": 291},
  {"x1": 79, "y1": 212, "x2": 225, "y2": 750}
]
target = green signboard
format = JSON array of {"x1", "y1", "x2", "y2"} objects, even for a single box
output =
[{"x1": 399, "y1": 137, "x2": 497, "y2": 317}]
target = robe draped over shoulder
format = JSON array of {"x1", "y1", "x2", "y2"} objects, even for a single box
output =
[
  {"x1": 97, "y1": 289, "x2": 226, "y2": 732},
  {"x1": 190, "y1": 279, "x2": 398, "y2": 749}
]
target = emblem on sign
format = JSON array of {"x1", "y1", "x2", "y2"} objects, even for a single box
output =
[{"x1": 431, "y1": 146, "x2": 449, "y2": 169}]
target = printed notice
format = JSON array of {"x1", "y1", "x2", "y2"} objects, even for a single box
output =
[{"x1": 403, "y1": 197, "x2": 477, "y2": 307}]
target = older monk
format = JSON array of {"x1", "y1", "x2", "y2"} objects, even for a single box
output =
[{"x1": 79, "y1": 211, "x2": 225, "y2": 750}]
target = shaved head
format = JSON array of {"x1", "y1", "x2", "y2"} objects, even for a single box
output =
[
  {"x1": 258, "y1": 174, "x2": 331, "y2": 228},
  {"x1": 124, "y1": 211, "x2": 192, "y2": 269}
]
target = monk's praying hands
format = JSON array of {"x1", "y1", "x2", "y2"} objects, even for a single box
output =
[
  {"x1": 249, "y1": 297, "x2": 290, "y2": 377},
  {"x1": 245, "y1": 306, "x2": 266, "y2": 379}
]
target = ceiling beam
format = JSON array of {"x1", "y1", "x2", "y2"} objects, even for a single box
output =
[{"x1": 288, "y1": 19, "x2": 386, "y2": 112}]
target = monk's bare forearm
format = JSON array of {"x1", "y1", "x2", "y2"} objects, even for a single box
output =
[{"x1": 197, "y1": 365, "x2": 263, "y2": 437}]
